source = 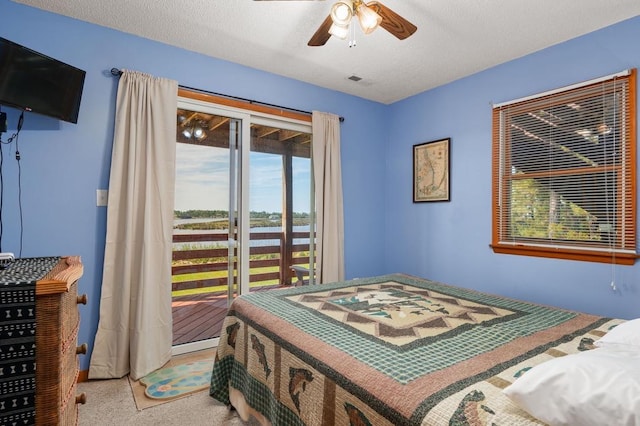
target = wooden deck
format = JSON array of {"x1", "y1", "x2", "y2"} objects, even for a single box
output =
[
  {"x1": 171, "y1": 230, "x2": 313, "y2": 346},
  {"x1": 172, "y1": 292, "x2": 229, "y2": 346},
  {"x1": 172, "y1": 285, "x2": 290, "y2": 346}
]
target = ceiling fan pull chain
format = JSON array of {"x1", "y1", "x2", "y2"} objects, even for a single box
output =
[{"x1": 349, "y1": 24, "x2": 357, "y2": 48}]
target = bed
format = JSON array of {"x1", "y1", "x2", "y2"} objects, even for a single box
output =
[{"x1": 209, "y1": 273, "x2": 639, "y2": 425}]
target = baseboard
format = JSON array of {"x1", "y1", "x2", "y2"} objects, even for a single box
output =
[{"x1": 78, "y1": 369, "x2": 89, "y2": 383}]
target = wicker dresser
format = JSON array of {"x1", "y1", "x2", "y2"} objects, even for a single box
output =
[{"x1": 35, "y1": 256, "x2": 87, "y2": 425}]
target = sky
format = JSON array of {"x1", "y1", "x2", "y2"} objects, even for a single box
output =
[{"x1": 174, "y1": 143, "x2": 311, "y2": 214}]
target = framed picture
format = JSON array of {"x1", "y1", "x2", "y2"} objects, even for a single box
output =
[{"x1": 413, "y1": 138, "x2": 450, "y2": 202}]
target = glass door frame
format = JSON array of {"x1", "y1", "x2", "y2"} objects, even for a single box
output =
[
  {"x1": 172, "y1": 95, "x2": 312, "y2": 355},
  {"x1": 172, "y1": 98, "x2": 251, "y2": 355}
]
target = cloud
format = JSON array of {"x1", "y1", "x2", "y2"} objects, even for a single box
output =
[{"x1": 175, "y1": 144, "x2": 228, "y2": 210}]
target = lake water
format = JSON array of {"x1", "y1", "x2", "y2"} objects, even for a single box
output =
[{"x1": 173, "y1": 218, "x2": 312, "y2": 248}]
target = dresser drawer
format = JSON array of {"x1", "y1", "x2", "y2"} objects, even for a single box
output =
[{"x1": 34, "y1": 257, "x2": 85, "y2": 426}]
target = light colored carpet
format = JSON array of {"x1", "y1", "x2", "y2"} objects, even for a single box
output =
[
  {"x1": 77, "y1": 377, "x2": 248, "y2": 425},
  {"x1": 77, "y1": 350, "x2": 258, "y2": 425}
]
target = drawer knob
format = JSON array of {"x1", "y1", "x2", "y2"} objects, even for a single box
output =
[
  {"x1": 76, "y1": 343, "x2": 88, "y2": 355},
  {"x1": 76, "y1": 393, "x2": 87, "y2": 405},
  {"x1": 77, "y1": 294, "x2": 88, "y2": 305}
]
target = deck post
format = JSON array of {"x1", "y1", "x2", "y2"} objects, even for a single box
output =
[{"x1": 282, "y1": 150, "x2": 294, "y2": 285}]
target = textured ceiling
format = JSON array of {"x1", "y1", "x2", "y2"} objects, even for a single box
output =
[{"x1": 12, "y1": 0, "x2": 640, "y2": 104}]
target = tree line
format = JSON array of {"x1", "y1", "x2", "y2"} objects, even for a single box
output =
[{"x1": 175, "y1": 210, "x2": 310, "y2": 219}]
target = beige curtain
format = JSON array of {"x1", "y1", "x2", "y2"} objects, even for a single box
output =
[
  {"x1": 89, "y1": 70, "x2": 178, "y2": 380},
  {"x1": 312, "y1": 111, "x2": 344, "y2": 283}
]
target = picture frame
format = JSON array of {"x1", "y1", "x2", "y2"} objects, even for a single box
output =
[{"x1": 413, "y1": 138, "x2": 450, "y2": 202}]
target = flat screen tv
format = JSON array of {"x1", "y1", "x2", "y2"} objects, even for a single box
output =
[{"x1": 0, "y1": 37, "x2": 86, "y2": 124}]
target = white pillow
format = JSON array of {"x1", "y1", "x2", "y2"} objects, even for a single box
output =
[
  {"x1": 503, "y1": 348, "x2": 640, "y2": 426},
  {"x1": 594, "y1": 318, "x2": 640, "y2": 351}
]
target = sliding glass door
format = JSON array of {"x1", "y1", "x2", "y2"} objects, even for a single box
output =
[
  {"x1": 171, "y1": 97, "x2": 313, "y2": 354},
  {"x1": 247, "y1": 116, "x2": 314, "y2": 292},
  {"x1": 171, "y1": 101, "x2": 250, "y2": 354}
]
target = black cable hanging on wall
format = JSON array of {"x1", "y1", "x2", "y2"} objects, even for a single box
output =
[{"x1": 0, "y1": 109, "x2": 25, "y2": 257}]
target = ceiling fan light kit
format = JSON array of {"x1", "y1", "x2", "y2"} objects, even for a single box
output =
[
  {"x1": 329, "y1": 22, "x2": 350, "y2": 39},
  {"x1": 355, "y1": 2, "x2": 382, "y2": 34},
  {"x1": 307, "y1": 0, "x2": 417, "y2": 46},
  {"x1": 330, "y1": 1, "x2": 353, "y2": 25},
  {"x1": 329, "y1": 1, "x2": 382, "y2": 38}
]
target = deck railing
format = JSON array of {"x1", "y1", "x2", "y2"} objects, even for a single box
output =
[{"x1": 172, "y1": 231, "x2": 312, "y2": 293}]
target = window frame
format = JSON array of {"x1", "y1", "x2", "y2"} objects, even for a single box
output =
[{"x1": 491, "y1": 69, "x2": 637, "y2": 265}]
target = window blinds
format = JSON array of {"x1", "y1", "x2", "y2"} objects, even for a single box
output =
[{"x1": 492, "y1": 70, "x2": 636, "y2": 263}]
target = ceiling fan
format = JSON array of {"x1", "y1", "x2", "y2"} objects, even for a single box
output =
[{"x1": 254, "y1": 0, "x2": 417, "y2": 47}]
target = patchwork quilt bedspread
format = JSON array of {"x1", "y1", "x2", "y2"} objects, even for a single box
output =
[{"x1": 209, "y1": 274, "x2": 621, "y2": 425}]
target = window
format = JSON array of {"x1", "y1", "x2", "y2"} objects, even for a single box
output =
[{"x1": 491, "y1": 69, "x2": 637, "y2": 264}]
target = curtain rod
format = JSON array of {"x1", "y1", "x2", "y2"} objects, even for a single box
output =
[{"x1": 110, "y1": 68, "x2": 344, "y2": 122}]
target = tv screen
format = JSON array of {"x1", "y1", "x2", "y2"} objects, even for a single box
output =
[{"x1": 0, "y1": 37, "x2": 86, "y2": 124}]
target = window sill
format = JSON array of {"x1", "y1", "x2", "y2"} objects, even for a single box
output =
[{"x1": 490, "y1": 243, "x2": 637, "y2": 265}]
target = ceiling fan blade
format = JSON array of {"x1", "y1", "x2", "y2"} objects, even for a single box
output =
[
  {"x1": 308, "y1": 14, "x2": 333, "y2": 46},
  {"x1": 368, "y1": 1, "x2": 417, "y2": 40}
]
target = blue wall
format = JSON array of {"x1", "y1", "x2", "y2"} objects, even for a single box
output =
[
  {"x1": 0, "y1": 0, "x2": 388, "y2": 371},
  {"x1": 385, "y1": 16, "x2": 640, "y2": 320},
  {"x1": 1, "y1": 0, "x2": 639, "y2": 372}
]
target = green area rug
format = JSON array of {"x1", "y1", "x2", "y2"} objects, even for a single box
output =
[{"x1": 139, "y1": 359, "x2": 214, "y2": 400}]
